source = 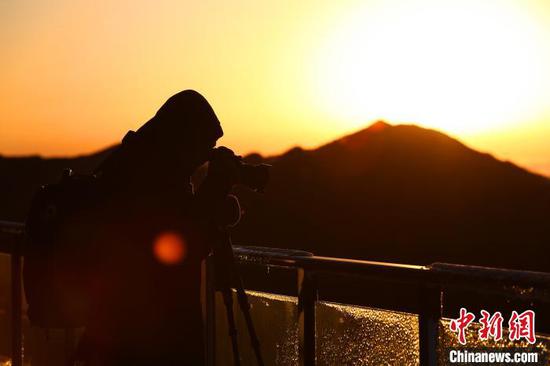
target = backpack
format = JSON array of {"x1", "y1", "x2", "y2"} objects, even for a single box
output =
[{"x1": 24, "y1": 169, "x2": 104, "y2": 328}]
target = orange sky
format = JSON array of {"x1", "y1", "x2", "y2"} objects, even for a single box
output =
[{"x1": 1, "y1": 0, "x2": 550, "y2": 176}]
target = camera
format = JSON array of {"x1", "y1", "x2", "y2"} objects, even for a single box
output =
[{"x1": 209, "y1": 147, "x2": 271, "y2": 192}]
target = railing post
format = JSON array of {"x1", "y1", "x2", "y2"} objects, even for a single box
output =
[
  {"x1": 418, "y1": 285, "x2": 441, "y2": 366},
  {"x1": 11, "y1": 234, "x2": 23, "y2": 366},
  {"x1": 205, "y1": 254, "x2": 217, "y2": 366},
  {"x1": 298, "y1": 269, "x2": 317, "y2": 366}
]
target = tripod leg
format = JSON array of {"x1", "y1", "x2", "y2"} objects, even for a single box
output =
[
  {"x1": 235, "y1": 278, "x2": 265, "y2": 366},
  {"x1": 215, "y1": 228, "x2": 264, "y2": 365},
  {"x1": 221, "y1": 287, "x2": 241, "y2": 366}
]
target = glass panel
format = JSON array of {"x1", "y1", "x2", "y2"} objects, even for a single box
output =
[
  {"x1": 215, "y1": 290, "x2": 299, "y2": 366},
  {"x1": 316, "y1": 301, "x2": 420, "y2": 365},
  {"x1": 0, "y1": 253, "x2": 11, "y2": 365},
  {"x1": 439, "y1": 318, "x2": 550, "y2": 365}
]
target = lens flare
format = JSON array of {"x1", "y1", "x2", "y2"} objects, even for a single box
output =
[{"x1": 153, "y1": 231, "x2": 187, "y2": 265}]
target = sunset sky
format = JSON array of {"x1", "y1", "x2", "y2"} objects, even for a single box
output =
[{"x1": 1, "y1": 0, "x2": 550, "y2": 176}]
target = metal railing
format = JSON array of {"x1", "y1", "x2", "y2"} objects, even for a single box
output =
[
  {"x1": 2, "y1": 220, "x2": 550, "y2": 366},
  {"x1": 0, "y1": 220, "x2": 24, "y2": 366}
]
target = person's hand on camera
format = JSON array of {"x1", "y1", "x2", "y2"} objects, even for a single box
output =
[
  {"x1": 192, "y1": 147, "x2": 240, "y2": 222},
  {"x1": 206, "y1": 146, "x2": 241, "y2": 188}
]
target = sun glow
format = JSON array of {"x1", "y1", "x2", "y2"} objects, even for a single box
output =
[
  {"x1": 2, "y1": 0, "x2": 550, "y2": 175},
  {"x1": 311, "y1": 0, "x2": 547, "y2": 136}
]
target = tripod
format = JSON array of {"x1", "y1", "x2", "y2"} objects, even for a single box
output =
[{"x1": 213, "y1": 227, "x2": 264, "y2": 366}]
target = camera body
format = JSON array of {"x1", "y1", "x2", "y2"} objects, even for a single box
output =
[
  {"x1": 238, "y1": 162, "x2": 270, "y2": 192},
  {"x1": 209, "y1": 147, "x2": 270, "y2": 192}
]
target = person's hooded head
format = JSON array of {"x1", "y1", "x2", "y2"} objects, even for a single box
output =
[
  {"x1": 98, "y1": 90, "x2": 223, "y2": 185},
  {"x1": 135, "y1": 90, "x2": 224, "y2": 171}
]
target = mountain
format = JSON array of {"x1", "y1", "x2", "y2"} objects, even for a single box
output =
[
  {"x1": 232, "y1": 122, "x2": 550, "y2": 272},
  {"x1": 1, "y1": 122, "x2": 549, "y2": 271}
]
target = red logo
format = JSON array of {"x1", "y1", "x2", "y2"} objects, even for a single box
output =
[
  {"x1": 449, "y1": 308, "x2": 476, "y2": 345},
  {"x1": 449, "y1": 309, "x2": 536, "y2": 345},
  {"x1": 478, "y1": 310, "x2": 504, "y2": 341},
  {"x1": 508, "y1": 310, "x2": 536, "y2": 344}
]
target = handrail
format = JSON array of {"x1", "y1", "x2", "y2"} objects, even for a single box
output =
[
  {"x1": 0, "y1": 220, "x2": 24, "y2": 235},
  {"x1": 232, "y1": 245, "x2": 550, "y2": 300}
]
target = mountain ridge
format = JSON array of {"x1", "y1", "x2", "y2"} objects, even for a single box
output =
[{"x1": 232, "y1": 122, "x2": 550, "y2": 271}]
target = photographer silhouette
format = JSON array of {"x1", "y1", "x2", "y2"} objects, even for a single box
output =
[{"x1": 71, "y1": 90, "x2": 262, "y2": 365}]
